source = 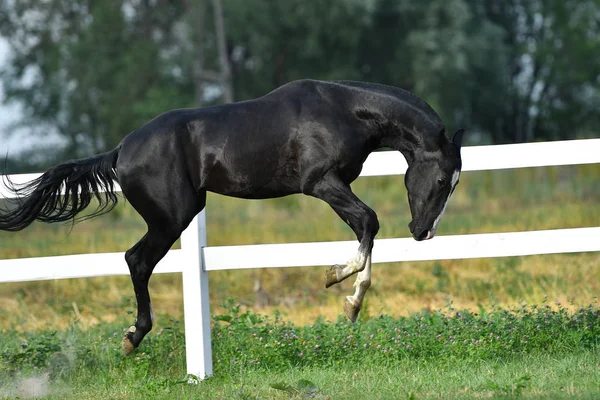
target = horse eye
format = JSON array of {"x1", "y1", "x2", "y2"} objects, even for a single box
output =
[{"x1": 437, "y1": 178, "x2": 446, "y2": 186}]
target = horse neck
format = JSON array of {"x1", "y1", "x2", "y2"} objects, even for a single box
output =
[
  {"x1": 362, "y1": 98, "x2": 445, "y2": 166},
  {"x1": 376, "y1": 125, "x2": 440, "y2": 166}
]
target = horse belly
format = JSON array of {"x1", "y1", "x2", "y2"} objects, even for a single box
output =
[{"x1": 203, "y1": 158, "x2": 301, "y2": 200}]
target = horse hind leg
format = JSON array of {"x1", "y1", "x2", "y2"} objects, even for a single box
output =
[
  {"x1": 122, "y1": 228, "x2": 179, "y2": 354},
  {"x1": 120, "y1": 181, "x2": 206, "y2": 354}
]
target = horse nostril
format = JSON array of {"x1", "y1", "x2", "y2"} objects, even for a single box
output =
[{"x1": 416, "y1": 230, "x2": 428, "y2": 241}]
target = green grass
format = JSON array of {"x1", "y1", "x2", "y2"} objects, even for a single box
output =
[
  {"x1": 1, "y1": 301, "x2": 599, "y2": 399},
  {"x1": 6, "y1": 356, "x2": 600, "y2": 399}
]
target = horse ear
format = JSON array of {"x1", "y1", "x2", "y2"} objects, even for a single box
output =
[
  {"x1": 452, "y1": 129, "x2": 465, "y2": 149},
  {"x1": 437, "y1": 128, "x2": 448, "y2": 149}
]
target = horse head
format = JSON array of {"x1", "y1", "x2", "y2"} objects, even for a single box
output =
[{"x1": 405, "y1": 129, "x2": 464, "y2": 241}]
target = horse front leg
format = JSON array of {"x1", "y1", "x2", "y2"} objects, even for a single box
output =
[
  {"x1": 306, "y1": 172, "x2": 379, "y2": 321},
  {"x1": 324, "y1": 241, "x2": 371, "y2": 288},
  {"x1": 344, "y1": 254, "x2": 372, "y2": 321}
]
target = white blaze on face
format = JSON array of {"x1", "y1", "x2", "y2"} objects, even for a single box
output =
[{"x1": 428, "y1": 170, "x2": 460, "y2": 239}]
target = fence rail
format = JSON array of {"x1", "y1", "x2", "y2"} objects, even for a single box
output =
[{"x1": 1, "y1": 138, "x2": 600, "y2": 379}]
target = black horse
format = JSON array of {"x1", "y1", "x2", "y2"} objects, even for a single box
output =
[{"x1": 0, "y1": 79, "x2": 463, "y2": 354}]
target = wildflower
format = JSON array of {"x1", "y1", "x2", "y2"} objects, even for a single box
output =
[{"x1": 298, "y1": 352, "x2": 303, "y2": 357}]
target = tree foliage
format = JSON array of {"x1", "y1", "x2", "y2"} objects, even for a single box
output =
[
  {"x1": 1, "y1": 0, "x2": 599, "y2": 171},
  {"x1": 0, "y1": 0, "x2": 193, "y2": 159}
]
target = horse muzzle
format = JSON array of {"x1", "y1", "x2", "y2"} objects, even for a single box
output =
[
  {"x1": 409, "y1": 221, "x2": 434, "y2": 241},
  {"x1": 414, "y1": 230, "x2": 433, "y2": 241}
]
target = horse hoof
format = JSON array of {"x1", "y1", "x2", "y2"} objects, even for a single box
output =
[
  {"x1": 344, "y1": 297, "x2": 361, "y2": 323},
  {"x1": 122, "y1": 325, "x2": 137, "y2": 356},
  {"x1": 325, "y1": 265, "x2": 343, "y2": 288}
]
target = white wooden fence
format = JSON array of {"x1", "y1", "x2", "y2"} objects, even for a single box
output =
[{"x1": 1, "y1": 138, "x2": 599, "y2": 379}]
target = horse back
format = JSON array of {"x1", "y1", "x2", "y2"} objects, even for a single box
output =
[
  {"x1": 184, "y1": 81, "x2": 375, "y2": 198},
  {"x1": 118, "y1": 80, "x2": 410, "y2": 200}
]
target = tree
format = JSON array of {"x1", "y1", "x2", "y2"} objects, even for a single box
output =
[
  {"x1": 1, "y1": 0, "x2": 598, "y2": 166},
  {"x1": 185, "y1": 0, "x2": 233, "y2": 106},
  {"x1": 222, "y1": 0, "x2": 368, "y2": 100},
  {"x1": 359, "y1": 0, "x2": 600, "y2": 143},
  {"x1": 472, "y1": 0, "x2": 600, "y2": 143},
  {"x1": 357, "y1": 0, "x2": 506, "y2": 139},
  {"x1": 0, "y1": 0, "x2": 193, "y2": 162}
]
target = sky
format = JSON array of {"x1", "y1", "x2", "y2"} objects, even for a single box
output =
[
  {"x1": 0, "y1": 38, "x2": 27, "y2": 155},
  {"x1": 0, "y1": 38, "x2": 66, "y2": 158}
]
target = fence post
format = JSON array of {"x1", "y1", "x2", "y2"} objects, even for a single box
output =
[{"x1": 180, "y1": 210, "x2": 213, "y2": 380}]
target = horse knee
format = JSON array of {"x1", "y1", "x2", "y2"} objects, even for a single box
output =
[{"x1": 365, "y1": 209, "x2": 379, "y2": 237}]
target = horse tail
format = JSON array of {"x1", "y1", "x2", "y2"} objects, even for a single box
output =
[{"x1": 0, "y1": 146, "x2": 121, "y2": 231}]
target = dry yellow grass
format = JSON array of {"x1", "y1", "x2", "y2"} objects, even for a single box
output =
[
  {"x1": 0, "y1": 165, "x2": 598, "y2": 331},
  {"x1": 2, "y1": 252, "x2": 599, "y2": 330}
]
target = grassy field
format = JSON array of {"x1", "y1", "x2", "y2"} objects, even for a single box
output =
[
  {"x1": 0, "y1": 165, "x2": 598, "y2": 328},
  {"x1": 0, "y1": 165, "x2": 599, "y2": 398},
  {"x1": 1, "y1": 301, "x2": 599, "y2": 399}
]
